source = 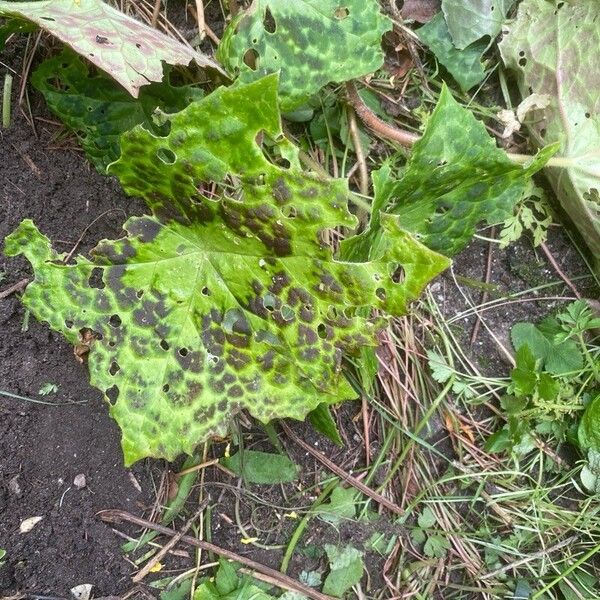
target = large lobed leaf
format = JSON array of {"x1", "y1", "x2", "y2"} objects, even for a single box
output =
[
  {"x1": 499, "y1": 0, "x2": 600, "y2": 258},
  {"x1": 6, "y1": 76, "x2": 449, "y2": 464},
  {"x1": 342, "y1": 85, "x2": 556, "y2": 260},
  {"x1": 0, "y1": 0, "x2": 222, "y2": 97},
  {"x1": 31, "y1": 49, "x2": 204, "y2": 172},
  {"x1": 216, "y1": 0, "x2": 391, "y2": 112}
]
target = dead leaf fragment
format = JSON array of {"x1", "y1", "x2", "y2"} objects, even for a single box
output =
[
  {"x1": 401, "y1": 0, "x2": 440, "y2": 23},
  {"x1": 19, "y1": 516, "x2": 43, "y2": 533}
]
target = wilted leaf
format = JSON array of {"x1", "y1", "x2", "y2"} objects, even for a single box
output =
[
  {"x1": 31, "y1": 49, "x2": 204, "y2": 172},
  {"x1": 217, "y1": 0, "x2": 391, "y2": 111},
  {"x1": 499, "y1": 0, "x2": 600, "y2": 257},
  {"x1": 19, "y1": 516, "x2": 43, "y2": 533},
  {"x1": 442, "y1": 0, "x2": 515, "y2": 49},
  {"x1": 342, "y1": 85, "x2": 556, "y2": 259},
  {"x1": 6, "y1": 76, "x2": 449, "y2": 464},
  {"x1": 417, "y1": 12, "x2": 488, "y2": 92},
  {"x1": 401, "y1": 0, "x2": 440, "y2": 23},
  {"x1": 323, "y1": 544, "x2": 364, "y2": 597},
  {"x1": 221, "y1": 450, "x2": 299, "y2": 484},
  {"x1": 0, "y1": 0, "x2": 222, "y2": 97}
]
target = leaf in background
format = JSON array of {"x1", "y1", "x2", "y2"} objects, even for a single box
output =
[
  {"x1": 0, "y1": 18, "x2": 35, "y2": 51},
  {"x1": 342, "y1": 85, "x2": 556, "y2": 259},
  {"x1": 417, "y1": 13, "x2": 488, "y2": 92},
  {"x1": 499, "y1": 0, "x2": 600, "y2": 258},
  {"x1": 308, "y1": 403, "x2": 343, "y2": 446},
  {"x1": 0, "y1": 0, "x2": 222, "y2": 97},
  {"x1": 511, "y1": 321, "x2": 583, "y2": 376},
  {"x1": 423, "y1": 534, "x2": 450, "y2": 558},
  {"x1": 579, "y1": 395, "x2": 600, "y2": 452},
  {"x1": 31, "y1": 49, "x2": 204, "y2": 172},
  {"x1": 442, "y1": 0, "x2": 515, "y2": 49},
  {"x1": 222, "y1": 450, "x2": 299, "y2": 484},
  {"x1": 217, "y1": 0, "x2": 391, "y2": 111},
  {"x1": 322, "y1": 544, "x2": 364, "y2": 597},
  {"x1": 6, "y1": 76, "x2": 449, "y2": 464}
]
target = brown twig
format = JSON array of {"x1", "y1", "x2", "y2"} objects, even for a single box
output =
[
  {"x1": 98, "y1": 509, "x2": 336, "y2": 600},
  {"x1": 151, "y1": 0, "x2": 161, "y2": 28},
  {"x1": 0, "y1": 278, "x2": 29, "y2": 300},
  {"x1": 540, "y1": 241, "x2": 581, "y2": 299},
  {"x1": 132, "y1": 500, "x2": 209, "y2": 582},
  {"x1": 280, "y1": 421, "x2": 404, "y2": 515},
  {"x1": 345, "y1": 81, "x2": 419, "y2": 148},
  {"x1": 346, "y1": 106, "x2": 369, "y2": 196},
  {"x1": 470, "y1": 226, "x2": 496, "y2": 345}
]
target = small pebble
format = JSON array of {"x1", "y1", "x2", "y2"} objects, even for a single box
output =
[{"x1": 73, "y1": 474, "x2": 87, "y2": 489}]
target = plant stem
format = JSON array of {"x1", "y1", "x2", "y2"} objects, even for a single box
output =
[
  {"x1": 2, "y1": 74, "x2": 12, "y2": 128},
  {"x1": 280, "y1": 478, "x2": 339, "y2": 574}
]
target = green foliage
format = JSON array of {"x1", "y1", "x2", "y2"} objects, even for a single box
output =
[
  {"x1": 500, "y1": 0, "x2": 600, "y2": 258},
  {"x1": 317, "y1": 486, "x2": 357, "y2": 524},
  {"x1": 322, "y1": 544, "x2": 364, "y2": 597},
  {"x1": 31, "y1": 49, "x2": 204, "y2": 172},
  {"x1": 217, "y1": 0, "x2": 391, "y2": 111},
  {"x1": 6, "y1": 76, "x2": 449, "y2": 464},
  {"x1": 488, "y1": 301, "x2": 599, "y2": 457},
  {"x1": 417, "y1": 13, "x2": 488, "y2": 92},
  {"x1": 0, "y1": 0, "x2": 220, "y2": 97},
  {"x1": 308, "y1": 403, "x2": 342, "y2": 446},
  {"x1": 410, "y1": 507, "x2": 450, "y2": 559},
  {"x1": 342, "y1": 85, "x2": 556, "y2": 259},
  {"x1": 221, "y1": 449, "x2": 299, "y2": 484},
  {"x1": 499, "y1": 182, "x2": 552, "y2": 249}
]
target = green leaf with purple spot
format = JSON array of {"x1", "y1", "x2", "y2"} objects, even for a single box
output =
[
  {"x1": 0, "y1": 0, "x2": 223, "y2": 97},
  {"x1": 216, "y1": 0, "x2": 391, "y2": 111},
  {"x1": 5, "y1": 76, "x2": 449, "y2": 465}
]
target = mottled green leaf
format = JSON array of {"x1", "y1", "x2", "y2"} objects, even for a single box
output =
[
  {"x1": 31, "y1": 49, "x2": 203, "y2": 172},
  {"x1": 342, "y1": 85, "x2": 557, "y2": 258},
  {"x1": 322, "y1": 544, "x2": 364, "y2": 597},
  {"x1": 442, "y1": 0, "x2": 515, "y2": 49},
  {"x1": 0, "y1": 0, "x2": 222, "y2": 97},
  {"x1": 499, "y1": 0, "x2": 600, "y2": 258},
  {"x1": 417, "y1": 13, "x2": 488, "y2": 92},
  {"x1": 221, "y1": 450, "x2": 299, "y2": 484},
  {"x1": 217, "y1": 0, "x2": 391, "y2": 111},
  {"x1": 6, "y1": 76, "x2": 449, "y2": 464}
]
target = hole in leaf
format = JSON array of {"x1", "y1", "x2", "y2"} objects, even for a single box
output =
[
  {"x1": 178, "y1": 347, "x2": 188, "y2": 357},
  {"x1": 327, "y1": 306, "x2": 339, "y2": 320},
  {"x1": 65, "y1": 319, "x2": 74, "y2": 329},
  {"x1": 136, "y1": 289, "x2": 144, "y2": 298},
  {"x1": 391, "y1": 264, "x2": 405, "y2": 284},
  {"x1": 263, "y1": 7, "x2": 276, "y2": 32},
  {"x1": 109, "y1": 314, "x2": 122, "y2": 328},
  {"x1": 263, "y1": 294, "x2": 277, "y2": 312},
  {"x1": 106, "y1": 385, "x2": 119, "y2": 405},
  {"x1": 201, "y1": 286, "x2": 211, "y2": 296},
  {"x1": 518, "y1": 50, "x2": 525, "y2": 57},
  {"x1": 282, "y1": 205, "x2": 297, "y2": 218},
  {"x1": 518, "y1": 57, "x2": 527, "y2": 67},
  {"x1": 280, "y1": 304, "x2": 294, "y2": 321},
  {"x1": 136, "y1": 43, "x2": 142, "y2": 48},
  {"x1": 243, "y1": 48, "x2": 259, "y2": 70},
  {"x1": 163, "y1": 383, "x2": 170, "y2": 392},
  {"x1": 109, "y1": 361, "x2": 120, "y2": 376},
  {"x1": 160, "y1": 339, "x2": 170, "y2": 351},
  {"x1": 334, "y1": 6, "x2": 349, "y2": 19},
  {"x1": 317, "y1": 323, "x2": 327, "y2": 339},
  {"x1": 108, "y1": 340, "x2": 116, "y2": 347},
  {"x1": 88, "y1": 267, "x2": 105, "y2": 289},
  {"x1": 585, "y1": 112, "x2": 591, "y2": 118},
  {"x1": 157, "y1": 147, "x2": 176, "y2": 164},
  {"x1": 376, "y1": 287, "x2": 386, "y2": 301}
]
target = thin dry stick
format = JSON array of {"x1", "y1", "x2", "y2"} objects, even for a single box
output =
[
  {"x1": 174, "y1": 457, "x2": 219, "y2": 478},
  {"x1": 98, "y1": 509, "x2": 336, "y2": 600},
  {"x1": 470, "y1": 226, "x2": 496, "y2": 345},
  {"x1": 133, "y1": 500, "x2": 209, "y2": 582},
  {"x1": 540, "y1": 241, "x2": 581, "y2": 299},
  {"x1": 0, "y1": 278, "x2": 29, "y2": 300},
  {"x1": 151, "y1": 0, "x2": 161, "y2": 28},
  {"x1": 347, "y1": 106, "x2": 369, "y2": 196},
  {"x1": 195, "y1": 0, "x2": 206, "y2": 38},
  {"x1": 280, "y1": 421, "x2": 404, "y2": 515},
  {"x1": 481, "y1": 535, "x2": 577, "y2": 580}
]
